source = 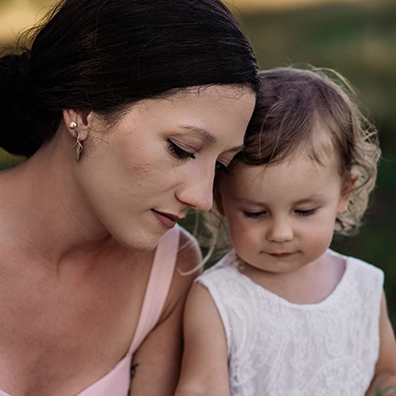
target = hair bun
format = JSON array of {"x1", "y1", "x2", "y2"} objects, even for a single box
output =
[
  {"x1": 0, "y1": 50, "x2": 31, "y2": 94},
  {"x1": 0, "y1": 50, "x2": 39, "y2": 157}
]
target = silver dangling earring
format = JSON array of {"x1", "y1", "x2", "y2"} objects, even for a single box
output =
[
  {"x1": 74, "y1": 132, "x2": 83, "y2": 164},
  {"x1": 69, "y1": 121, "x2": 83, "y2": 163}
]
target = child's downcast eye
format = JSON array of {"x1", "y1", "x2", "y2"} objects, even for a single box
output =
[
  {"x1": 167, "y1": 139, "x2": 195, "y2": 160},
  {"x1": 243, "y1": 211, "x2": 266, "y2": 218},
  {"x1": 295, "y1": 208, "x2": 316, "y2": 216}
]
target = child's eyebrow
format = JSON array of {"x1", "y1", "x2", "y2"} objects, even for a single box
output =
[
  {"x1": 228, "y1": 144, "x2": 245, "y2": 153},
  {"x1": 293, "y1": 195, "x2": 325, "y2": 205},
  {"x1": 230, "y1": 197, "x2": 265, "y2": 205},
  {"x1": 230, "y1": 195, "x2": 325, "y2": 206}
]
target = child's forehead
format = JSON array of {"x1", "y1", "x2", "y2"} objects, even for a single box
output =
[
  {"x1": 238, "y1": 139, "x2": 340, "y2": 174},
  {"x1": 220, "y1": 152, "x2": 341, "y2": 197},
  {"x1": 218, "y1": 155, "x2": 344, "y2": 208},
  {"x1": 239, "y1": 152, "x2": 334, "y2": 174},
  {"x1": 242, "y1": 115, "x2": 342, "y2": 168}
]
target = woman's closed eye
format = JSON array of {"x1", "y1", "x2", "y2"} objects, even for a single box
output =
[{"x1": 167, "y1": 139, "x2": 195, "y2": 160}]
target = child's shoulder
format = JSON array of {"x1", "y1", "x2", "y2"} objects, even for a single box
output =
[
  {"x1": 197, "y1": 250, "x2": 239, "y2": 280},
  {"x1": 195, "y1": 250, "x2": 251, "y2": 299},
  {"x1": 331, "y1": 249, "x2": 384, "y2": 277},
  {"x1": 329, "y1": 249, "x2": 384, "y2": 293}
]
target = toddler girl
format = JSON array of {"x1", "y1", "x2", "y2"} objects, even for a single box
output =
[{"x1": 175, "y1": 68, "x2": 396, "y2": 396}]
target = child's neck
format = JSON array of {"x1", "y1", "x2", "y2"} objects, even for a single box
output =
[{"x1": 238, "y1": 251, "x2": 346, "y2": 305}]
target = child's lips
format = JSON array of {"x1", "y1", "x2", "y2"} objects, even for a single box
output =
[{"x1": 268, "y1": 252, "x2": 294, "y2": 259}]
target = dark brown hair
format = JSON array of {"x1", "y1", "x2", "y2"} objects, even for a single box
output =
[{"x1": 0, "y1": 0, "x2": 259, "y2": 157}]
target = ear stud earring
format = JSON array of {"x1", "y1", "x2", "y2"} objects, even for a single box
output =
[{"x1": 68, "y1": 121, "x2": 83, "y2": 163}]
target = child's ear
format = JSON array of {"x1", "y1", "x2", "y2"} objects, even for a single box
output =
[{"x1": 337, "y1": 172, "x2": 359, "y2": 214}]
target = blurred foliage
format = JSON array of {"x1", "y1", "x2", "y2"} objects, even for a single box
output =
[{"x1": 0, "y1": 148, "x2": 25, "y2": 170}]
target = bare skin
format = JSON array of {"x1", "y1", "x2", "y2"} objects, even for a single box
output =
[
  {"x1": 0, "y1": 222, "x2": 198, "y2": 396},
  {"x1": 0, "y1": 148, "x2": 201, "y2": 396},
  {"x1": 0, "y1": 85, "x2": 255, "y2": 396}
]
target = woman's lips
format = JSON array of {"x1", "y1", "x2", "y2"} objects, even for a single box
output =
[{"x1": 151, "y1": 210, "x2": 180, "y2": 229}]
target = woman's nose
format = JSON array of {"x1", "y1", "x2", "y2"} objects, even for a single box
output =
[
  {"x1": 176, "y1": 168, "x2": 214, "y2": 212},
  {"x1": 267, "y1": 217, "x2": 294, "y2": 243}
]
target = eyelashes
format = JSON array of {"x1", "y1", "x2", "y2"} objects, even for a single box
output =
[
  {"x1": 167, "y1": 138, "x2": 229, "y2": 173},
  {"x1": 244, "y1": 211, "x2": 266, "y2": 218},
  {"x1": 167, "y1": 139, "x2": 195, "y2": 160},
  {"x1": 295, "y1": 209, "x2": 316, "y2": 216},
  {"x1": 243, "y1": 209, "x2": 317, "y2": 219}
]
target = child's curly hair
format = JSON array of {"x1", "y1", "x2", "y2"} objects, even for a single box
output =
[
  {"x1": 234, "y1": 66, "x2": 380, "y2": 234},
  {"x1": 203, "y1": 67, "x2": 381, "y2": 261}
]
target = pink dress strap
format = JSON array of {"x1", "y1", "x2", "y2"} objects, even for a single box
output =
[
  {"x1": 128, "y1": 224, "x2": 180, "y2": 355},
  {"x1": 0, "y1": 226, "x2": 181, "y2": 396},
  {"x1": 75, "y1": 225, "x2": 180, "y2": 396}
]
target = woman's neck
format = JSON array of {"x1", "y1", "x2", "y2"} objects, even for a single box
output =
[{"x1": 0, "y1": 138, "x2": 119, "y2": 271}]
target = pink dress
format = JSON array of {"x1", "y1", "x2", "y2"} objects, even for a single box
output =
[{"x1": 0, "y1": 225, "x2": 180, "y2": 396}]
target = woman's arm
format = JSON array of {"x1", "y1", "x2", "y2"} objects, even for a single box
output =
[
  {"x1": 366, "y1": 292, "x2": 396, "y2": 396},
  {"x1": 174, "y1": 282, "x2": 230, "y2": 396},
  {"x1": 129, "y1": 230, "x2": 201, "y2": 396}
]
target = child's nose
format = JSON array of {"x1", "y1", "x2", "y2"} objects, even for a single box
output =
[{"x1": 267, "y1": 217, "x2": 294, "y2": 243}]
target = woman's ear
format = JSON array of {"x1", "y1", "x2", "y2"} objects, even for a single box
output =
[
  {"x1": 63, "y1": 109, "x2": 91, "y2": 142},
  {"x1": 337, "y1": 172, "x2": 359, "y2": 214}
]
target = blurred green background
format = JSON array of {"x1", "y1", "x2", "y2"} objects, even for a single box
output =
[{"x1": 1, "y1": 0, "x2": 395, "y2": 325}]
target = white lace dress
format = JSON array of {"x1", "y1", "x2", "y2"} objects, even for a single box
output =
[{"x1": 197, "y1": 249, "x2": 383, "y2": 396}]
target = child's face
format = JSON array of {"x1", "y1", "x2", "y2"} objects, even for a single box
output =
[{"x1": 216, "y1": 152, "x2": 351, "y2": 276}]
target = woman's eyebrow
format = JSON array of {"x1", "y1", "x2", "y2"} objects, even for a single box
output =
[{"x1": 178, "y1": 125, "x2": 217, "y2": 144}]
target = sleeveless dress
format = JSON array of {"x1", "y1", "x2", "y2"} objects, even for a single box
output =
[
  {"x1": 198, "y1": 249, "x2": 384, "y2": 396},
  {"x1": 0, "y1": 225, "x2": 180, "y2": 396}
]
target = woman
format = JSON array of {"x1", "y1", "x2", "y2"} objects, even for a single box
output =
[{"x1": 0, "y1": 0, "x2": 259, "y2": 395}]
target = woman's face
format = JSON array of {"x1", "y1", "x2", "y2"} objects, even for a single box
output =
[{"x1": 74, "y1": 85, "x2": 255, "y2": 251}]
